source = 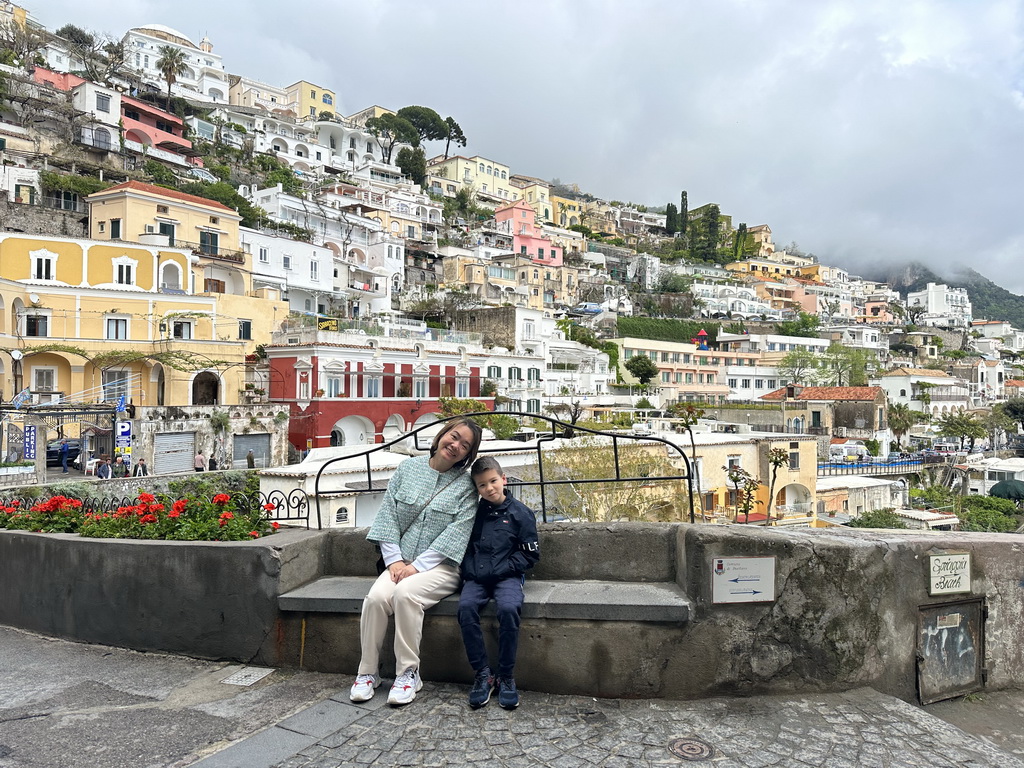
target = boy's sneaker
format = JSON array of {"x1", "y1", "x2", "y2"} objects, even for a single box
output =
[
  {"x1": 497, "y1": 676, "x2": 519, "y2": 709},
  {"x1": 349, "y1": 674, "x2": 380, "y2": 702},
  {"x1": 468, "y1": 666, "x2": 495, "y2": 709},
  {"x1": 388, "y1": 667, "x2": 422, "y2": 706}
]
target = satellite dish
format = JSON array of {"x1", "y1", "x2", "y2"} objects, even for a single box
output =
[
  {"x1": 29, "y1": 294, "x2": 40, "y2": 303},
  {"x1": 10, "y1": 350, "x2": 23, "y2": 360}
]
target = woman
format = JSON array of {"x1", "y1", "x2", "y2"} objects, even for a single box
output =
[{"x1": 350, "y1": 418, "x2": 483, "y2": 707}]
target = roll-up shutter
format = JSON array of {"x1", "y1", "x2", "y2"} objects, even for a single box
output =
[{"x1": 153, "y1": 431, "x2": 196, "y2": 475}]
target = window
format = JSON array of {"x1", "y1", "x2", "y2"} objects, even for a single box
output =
[
  {"x1": 528, "y1": 368, "x2": 541, "y2": 381},
  {"x1": 520, "y1": 246, "x2": 527, "y2": 254},
  {"x1": 662, "y1": 372, "x2": 671, "y2": 383},
  {"x1": 102, "y1": 370, "x2": 129, "y2": 401},
  {"x1": 741, "y1": 378, "x2": 751, "y2": 388},
  {"x1": 728, "y1": 378, "x2": 738, "y2": 388},
  {"x1": 310, "y1": 89, "x2": 316, "y2": 98},
  {"x1": 456, "y1": 377, "x2": 469, "y2": 398},
  {"x1": 33, "y1": 367, "x2": 56, "y2": 391},
  {"x1": 323, "y1": 94, "x2": 333, "y2": 105},
  {"x1": 116, "y1": 263, "x2": 133, "y2": 284},
  {"x1": 157, "y1": 205, "x2": 169, "y2": 214},
  {"x1": 365, "y1": 375, "x2": 381, "y2": 398},
  {"x1": 110, "y1": 219, "x2": 121, "y2": 239},
  {"x1": 727, "y1": 455, "x2": 741, "y2": 470},
  {"x1": 33, "y1": 251, "x2": 56, "y2": 280},
  {"x1": 310, "y1": 260, "x2": 319, "y2": 281},
  {"x1": 25, "y1": 314, "x2": 49, "y2": 337},
  {"x1": 509, "y1": 367, "x2": 522, "y2": 381},
  {"x1": 326, "y1": 376, "x2": 343, "y2": 397},
  {"x1": 685, "y1": 373, "x2": 694, "y2": 384},
  {"x1": 106, "y1": 318, "x2": 128, "y2": 339},
  {"x1": 767, "y1": 379, "x2": 777, "y2": 389},
  {"x1": 413, "y1": 376, "x2": 428, "y2": 398},
  {"x1": 199, "y1": 230, "x2": 219, "y2": 255},
  {"x1": 96, "y1": 93, "x2": 111, "y2": 112},
  {"x1": 789, "y1": 450, "x2": 800, "y2": 470},
  {"x1": 755, "y1": 379, "x2": 764, "y2": 389},
  {"x1": 538, "y1": 248, "x2": 544, "y2": 258},
  {"x1": 238, "y1": 320, "x2": 252, "y2": 340},
  {"x1": 259, "y1": 247, "x2": 269, "y2": 263},
  {"x1": 172, "y1": 320, "x2": 193, "y2": 339},
  {"x1": 283, "y1": 255, "x2": 292, "y2": 270}
]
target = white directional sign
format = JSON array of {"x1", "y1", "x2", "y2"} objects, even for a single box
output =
[{"x1": 711, "y1": 556, "x2": 777, "y2": 604}]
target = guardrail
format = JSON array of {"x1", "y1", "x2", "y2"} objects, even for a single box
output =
[{"x1": 816, "y1": 456, "x2": 950, "y2": 477}]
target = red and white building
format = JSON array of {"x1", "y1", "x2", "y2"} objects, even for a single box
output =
[{"x1": 266, "y1": 325, "x2": 494, "y2": 450}]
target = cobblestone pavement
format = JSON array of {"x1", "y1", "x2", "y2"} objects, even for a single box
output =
[{"x1": 271, "y1": 683, "x2": 1024, "y2": 768}]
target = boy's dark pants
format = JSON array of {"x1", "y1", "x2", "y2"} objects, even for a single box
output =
[{"x1": 457, "y1": 577, "x2": 524, "y2": 677}]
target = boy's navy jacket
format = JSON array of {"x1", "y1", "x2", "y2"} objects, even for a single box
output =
[{"x1": 460, "y1": 493, "x2": 540, "y2": 584}]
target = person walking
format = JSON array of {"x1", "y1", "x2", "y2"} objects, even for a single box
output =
[
  {"x1": 96, "y1": 458, "x2": 112, "y2": 480},
  {"x1": 194, "y1": 451, "x2": 206, "y2": 472},
  {"x1": 247, "y1": 449, "x2": 256, "y2": 469},
  {"x1": 59, "y1": 440, "x2": 70, "y2": 473},
  {"x1": 132, "y1": 458, "x2": 149, "y2": 477}
]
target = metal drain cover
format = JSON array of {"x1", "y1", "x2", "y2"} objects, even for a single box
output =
[
  {"x1": 668, "y1": 737, "x2": 715, "y2": 761},
  {"x1": 221, "y1": 666, "x2": 275, "y2": 686}
]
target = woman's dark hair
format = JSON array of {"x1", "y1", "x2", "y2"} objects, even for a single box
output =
[{"x1": 429, "y1": 417, "x2": 483, "y2": 470}]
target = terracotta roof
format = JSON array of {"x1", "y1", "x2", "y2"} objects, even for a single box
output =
[
  {"x1": 87, "y1": 180, "x2": 235, "y2": 213},
  {"x1": 1005, "y1": 380, "x2": 1024, "y2": 387},
  {"x1": 761, "y1": 386, "x2": 884, "y2": 402}
]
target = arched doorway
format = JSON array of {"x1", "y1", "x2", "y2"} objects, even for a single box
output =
[
  {"x1": 192, "y1": 371, "x2": 220, "y2": 405},
  {"x1": 330, "y1": 415, "x2": 375, "y2": 446}
]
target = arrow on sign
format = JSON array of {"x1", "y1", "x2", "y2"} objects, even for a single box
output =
[
  {"x1": 731, "y1": 590, "x2": 762, "y2": 595},
  {"x1": 729, "y1": 577, "x2": 760, "y2": 583}
]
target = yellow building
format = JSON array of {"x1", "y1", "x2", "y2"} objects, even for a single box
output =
[
  {"x1": 550, "y1": 195, "x2": 588, "y2": 229},
  {"x1": 0, "y1": 226, "x2": 285, "y2": 408},
  {"x1": 510, "y1": 175, "x2": 552, "y2": 223},
  {"x1": 584, "y1": 199, "x2": 618, "y2": 236},
  {"x1": 426, "y1": 155, "x2": 516, "y2": 207},
  {"x1": 286, "y1": 80, "x2": 337, "y2": 121}
]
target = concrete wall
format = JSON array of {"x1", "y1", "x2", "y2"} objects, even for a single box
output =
[{"x1": 2, "y1": 523, "x2": 1022, "y2": 702}]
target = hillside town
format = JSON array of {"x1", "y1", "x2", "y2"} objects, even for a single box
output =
[{"x1": 2, "y1": 5, "x2": 1024, "y2": 534}]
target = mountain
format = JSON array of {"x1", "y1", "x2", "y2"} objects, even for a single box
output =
[{"x1": 866, "y1": 262, "x2": 1024, "y2": 329}]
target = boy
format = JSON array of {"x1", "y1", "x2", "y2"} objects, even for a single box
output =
[{"x1": 458, "y1": 457, "x2": 540, "y2": 709}]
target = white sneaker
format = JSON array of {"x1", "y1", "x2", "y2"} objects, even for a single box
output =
[
  {"x1": 349, "y1": 673, "x2": 380, "y2": 702},
  {"x1": 387, "y1": 667, "x2": 422, "y2": 706}
]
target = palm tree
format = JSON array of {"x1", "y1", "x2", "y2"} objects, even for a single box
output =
[
  {"x1": 155, "y1": 45, "x2": 188, "y2": 110},
  {"x1": 887, "y1": 402, "x2": 918, "y2": 449}
]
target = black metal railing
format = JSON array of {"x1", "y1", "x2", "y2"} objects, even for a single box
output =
[
  {"x1": 0, "y1": 489, "x2": 309, "y2": 527},
  {"x1": 313, "y1": 412, "x2": 695, "y2": 528}
]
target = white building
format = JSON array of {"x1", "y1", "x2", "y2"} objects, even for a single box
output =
[
  {"x1": 907, "y1": 282, "x2": 973, "y2": 328},
  {"x1": 122, "y1": 25, "x2": 229, "y2": 103},
  {"x1": 871, "y1": 367, "x2": 970, "y2": 416},
  {"x1": 725, "y1": 365, "x2": 784, "y2": 401},
  {"x1": 693, "y1": 281, "x2": 781, "y2": 321}
]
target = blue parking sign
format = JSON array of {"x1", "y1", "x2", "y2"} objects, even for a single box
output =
[{"x1": 24, "y1": 425, "x2": 36, "y2": 460}]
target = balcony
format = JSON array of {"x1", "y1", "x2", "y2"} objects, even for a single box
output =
[
  {"x1": 171, "y1": 239, "x2": 246, "y2": 264},
  {"x1": 160, "y1": 282, "x2": 187, "y2": 295}
]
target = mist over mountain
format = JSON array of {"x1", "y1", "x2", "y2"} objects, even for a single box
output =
[{"x1": 861, "y1": 262, "x2": 1024, "y2": 329}]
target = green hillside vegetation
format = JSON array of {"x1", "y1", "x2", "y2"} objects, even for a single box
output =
[{"x1": 617, "y1": 318, "x2": 722, "y2": 344}]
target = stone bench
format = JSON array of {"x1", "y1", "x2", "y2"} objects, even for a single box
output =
[
  {"x1": 278, "y1": 576, "x2": 692, "y2": 623},
  {"x1": 273, "y1": 524, "x2": 694, "y2": 697}
]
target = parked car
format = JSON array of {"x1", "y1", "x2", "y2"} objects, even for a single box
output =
[{"x1": 45, "y1": 439, "x2": 82, "y2": 467}]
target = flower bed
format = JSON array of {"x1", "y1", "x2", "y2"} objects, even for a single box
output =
[{"x1": 0, "y1": 492, "x2": 280, "y2": 541}]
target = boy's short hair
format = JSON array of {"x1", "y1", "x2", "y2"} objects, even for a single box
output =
[{"x1": 470, "y1": 456, "x2": 503, "y2": 479}]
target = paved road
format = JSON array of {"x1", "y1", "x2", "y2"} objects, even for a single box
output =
[{"x1": 1, "y1": 625, "x2": 1023, "y2": 768}]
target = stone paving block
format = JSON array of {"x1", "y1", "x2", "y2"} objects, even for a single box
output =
[
  {"x1": 277, "y1": 698, "x2": 371, "y2": 738},
  {"x1": 190, "y1": 726, "x2": 316, "y2": 768}
]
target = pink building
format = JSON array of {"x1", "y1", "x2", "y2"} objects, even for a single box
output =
[
  {"x1": 494, "y1": 200, "x2": 563, "y2": 267},
  {"x1": 120, "y1": 95, "x2": 202, "y2": 166}
]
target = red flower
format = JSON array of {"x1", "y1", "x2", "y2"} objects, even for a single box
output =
[
  {"x1": 271, "y1": 521, "x2": 280, "y2": 530},
  {"x1": 139, "y1": 514, "x2": 158, "y2": 524},
  {"x1": 219, "y1": 511, "x2": 234, "y2": 520},
  {"x1": 137, "y1": 492, "x2": 156, "y2": 503},
  {"x1": 212, "y1": 494, "x2": 231, "y2": 505},
  {"x1": 168, "y1": 509, "x2": 181, "y2": 518},
  {"x1": 262, "y1": 503, "x2": 276, "y2": 511},
  {"x1": 249, "y1": 531, "x2": 260, "y2": 538},
  {"x1": 172, "y1": 499, "x2": 188, "y2": 514}
]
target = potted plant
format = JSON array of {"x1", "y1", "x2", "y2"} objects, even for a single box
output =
[{"x1": 315, "y1": 388, "x2": 325, "y2": 397}]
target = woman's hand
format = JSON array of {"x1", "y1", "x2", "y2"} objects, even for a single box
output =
[
  {"x1": 388, "y1": 562, "x2": 405, "y2": 583},
  {"x1": 395, "y1": 563, "x2": 420, "y2": 582},
  {"x1": 388, "y1": 562, "x2": 420, "y2": 582}
]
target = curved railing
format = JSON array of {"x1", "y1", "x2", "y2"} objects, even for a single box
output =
[{"x1": 313, "y1": 412, "x2": 695, "y2": 528}]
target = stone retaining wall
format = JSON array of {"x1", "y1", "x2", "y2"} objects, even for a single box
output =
[{"x1": 2, "y1": 523, "x2": 1021, "y2": 701}]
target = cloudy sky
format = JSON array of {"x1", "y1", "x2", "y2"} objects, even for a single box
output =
[{"x1": 28, "y1": 0, "x2": 1024, "y2": 292}]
